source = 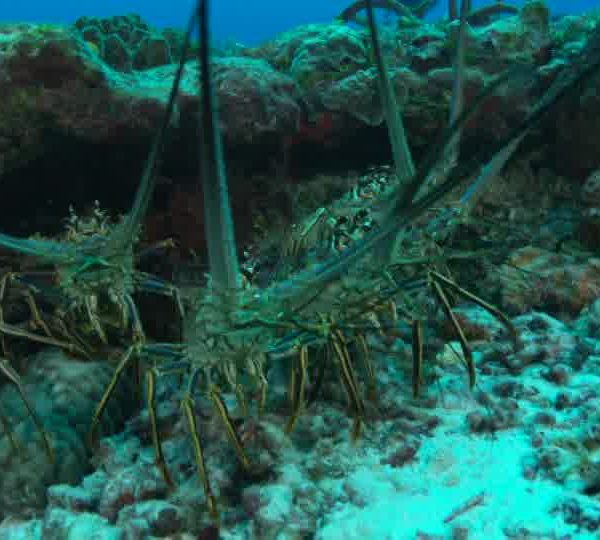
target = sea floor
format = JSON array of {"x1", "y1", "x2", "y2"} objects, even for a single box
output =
[
  {"x1": 1, "y1": 302, "x2": 600, "y2": 539},
  {"x1": 0, "y1": 169, "x2": 598, "y2": 539}
]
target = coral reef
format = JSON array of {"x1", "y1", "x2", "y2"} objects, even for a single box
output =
[
  {"x1": 490, "y1": 247, "x2": 600, "y2": 317},
  {"x1": 73, "y1": 14, "x2": 192, "y2": 72},
  {"x1": 0, "y1": 2, "x2": 600, "y2": 538},
  {"x1": 0, "y1": 6, "x2": 598, "y2": 242},
  {"x1": 0, "y1": 350, "x2": 134, "y2": 520}
]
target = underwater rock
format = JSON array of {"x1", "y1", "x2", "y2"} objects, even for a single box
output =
[
  {"x1": 555, "y1": 498, "x2": 600, "y2": 534},
  {"x1": 252, "y1": 13, "x2": 557, "y2": 140},
  {"x1": 552, "y1": 12, "x2": 599, "y2": 56},
  {"x1": 437, "y1": 304, "x2": 509, "y2": 343},
  {"x1": 577, "y1": 168, "x2": 600, "y2": 251},
  {"x1": 0, "y1": 12, "x2": 599, "y2": 257},
  {"x1": 116, "y1": 500, "x2": 184, "y2": 537},
  {"x1": 73, "y1": 14, "x2": 191, "y2": 72},
  {"x1": 0, "y1": 21, "x2": 170, "y2": 235},
  {"x1": 581, "y1": 168, "x2": 600, "y2": 206},
  {"x1": 178, "y1": 56, "x2": 302, "y2": 145},
  {"x1": 573, "y1": 297, "x2": 600, "y2": 338},
  {"x1": 0, "y1": 23, "x2": 105, "y2": 177},
  {"x1": 0, "y1": 20, "x2": 302, "y2": 237},
  {"x1": 0, "y1": 349, "x2": 135, "y2": 520},
  {"x1": 42, "y1": 508, "x2": 124, "y2": 540},
  {"x1": 551, "y1": 80, "x2": 600, "y2": 179},
  {"x1": 548, "y1": 13, "x2": 600, "y2": 178},
  {"x1": 465, "y1": 2, "x2": 551, "y2": 69},
  {"x1": 489, "y1": 246, "x2": 600, "y2": 318},
  {"x1": 479, "y1": 309, "x2": 598, "y2": 378},
  {"x1": 47, "y1": 478, "x2": 105, "y2": 513},
  {"x1": 406, "y1": 25, "x2": 447, "y2": 72},
  {"x1": 97, "y1": 464, "x2": 169, "y2": 523},
  {"x1": 521, "y1": 0, "x2": 551, "y2": 35},
  {"x1": 250, "y1": 23, "x2": 371, "y2": 83},
  {"x1": 320, "y1": 66, "x2": 425, "y2": 127}
]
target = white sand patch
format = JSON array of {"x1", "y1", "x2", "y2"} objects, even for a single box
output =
[{"x1": 316, "y1": 425, "x2": 587, "y2": 539}]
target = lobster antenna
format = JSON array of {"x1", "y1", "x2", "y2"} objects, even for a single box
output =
[
  {"x1": 196, "y1": 0, "x2": 241, "y2": 291},
  {"x1": 111, "y1": 9, "x2": 197, "y2": 253}
]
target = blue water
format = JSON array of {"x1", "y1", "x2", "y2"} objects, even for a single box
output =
[{"x1": 0, "y1": 0, "x2": 596, "y2": 46}]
